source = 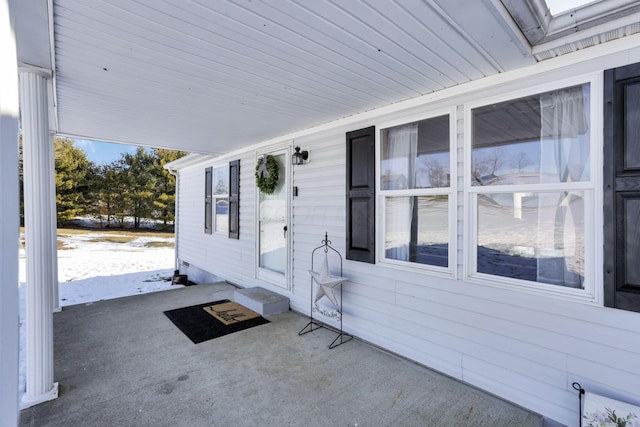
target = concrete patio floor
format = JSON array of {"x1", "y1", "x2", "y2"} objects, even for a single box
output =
[{"x1": 19, "y1": 282, "x2": 543, "y2": 426}]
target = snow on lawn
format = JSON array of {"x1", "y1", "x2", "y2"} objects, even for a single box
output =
[{"x1": 18, "y1": 231, "x2": 180, "y2": 402}]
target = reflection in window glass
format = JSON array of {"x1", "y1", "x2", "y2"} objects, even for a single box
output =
[
  {"x1": 205, "y1": 167, "x2": 212, "y2": 234},
  {"x1": 215, "y1": 199, "x2": 228, "y2": 233},
  {"x1": 380, "y1": 114, "x2": 452, "y2": 271},
  {"x1": 385, "y1": 196, "x2": 448, "y2": 267},
  {"x1": 214, "y1": 166, "x2": 229, "y2": 195},
  {"x1": 212, "y1": 165, "x2": 229, "y2": 233},
  {"x1": 258, "y1": 153, "x2": 286, "y2": 274},
  {"x1": 477, "y1": 191, "x2": 584, "y2": 288},
  {"x1": 381, "y1": 115, "x2": 450, "y2": 190},
  {"x1": 472, "y1": 84, "x2": 590, "y2": 186}
]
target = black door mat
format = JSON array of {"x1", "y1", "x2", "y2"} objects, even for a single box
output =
[{"x1": 163, "y1": 299, "x2": 270, "y2": 344}]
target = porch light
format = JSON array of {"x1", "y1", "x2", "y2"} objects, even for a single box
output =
[{"x1": 292, "y1": 146, "x2": 308, "y2": 165}]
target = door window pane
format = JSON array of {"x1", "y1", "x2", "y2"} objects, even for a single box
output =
[
  {"x1": 477, "y1": 191, "x2": 585, "y2": 288},
  {"x1": 258, "y1": 153, "x2": 286, "y2": 274},
  {"x1": 385, "y1": 196, "x2": 448, "y2": 267},
  {"x1": 204, "y1": 167, "x2": 212, "y2": 234}
]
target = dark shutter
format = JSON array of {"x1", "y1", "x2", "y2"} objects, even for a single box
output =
[
  {"x1": 346, "y1": 126, "x2": 375, "y2": 263},
  {"x1": 204, "y1": 167, "x2": 212, "y2": 234},
  {"x1": 604, "y1": 62, "x2": 640, "y2": 313},
  {"x1": 228, "y1": 159, "x2": 240, "y2": 239}
]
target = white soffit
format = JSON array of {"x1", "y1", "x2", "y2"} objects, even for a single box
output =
[{"x1": 47, "y1": 0, "x2": 535, "y2": 155}]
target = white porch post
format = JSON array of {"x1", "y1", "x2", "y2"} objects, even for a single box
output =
[
  {"x1": 0, "y1": 0, "x2": 21, "y2": 424},
  {"x1": 19, "y1": 69, "x2": 59, "y2": 408}
]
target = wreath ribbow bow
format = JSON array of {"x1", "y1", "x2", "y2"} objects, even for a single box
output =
[{"x1": 255, "y1": 155, "x2": 279, "y2": 194}]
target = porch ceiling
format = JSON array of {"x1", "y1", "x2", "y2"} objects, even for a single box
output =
[
  {"x1": 12, "y1": 0, "x2": 541, "y2": 155},
  {"x1": 12, "y1": 0, "x2": 640, "y2": 160},
  {"x1": 13, "y1": 0, "x2": 640, "y2": 156}
]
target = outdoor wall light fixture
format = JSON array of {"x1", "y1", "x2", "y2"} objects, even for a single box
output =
[{"x1": 292, "y1": 146, "x2": 309, "y2": 165}]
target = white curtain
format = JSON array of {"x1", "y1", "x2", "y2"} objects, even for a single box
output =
[
  {"x1": 536, "y1": 86, "x2": 588, "y2": 287},
  {"x1": 540, "y1": 86, "x2": 590, "y2": 182},
  {"x1": 385, "y1": 124, "x2": 417, "y2": 261}
]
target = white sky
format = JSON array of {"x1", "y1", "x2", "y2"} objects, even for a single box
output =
[
  {"x1": 546, "y1": 0, "x2": 597, "y2": 15},
  {"x1": 73, "y1": 138, "x2": 139, "y2": 165}
]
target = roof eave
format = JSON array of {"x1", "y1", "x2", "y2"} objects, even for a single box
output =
[{"x1": 164, "y1": 153, "x2": 218, "y2": 172}]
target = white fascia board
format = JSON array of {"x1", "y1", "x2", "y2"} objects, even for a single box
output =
[
  {"x1": 534, "y1": 11, "x2": 640, "y2": 55},
  {"x1": 163, "y1": 153, "x2": 218, "y2": 172},
  {"x1": 503, "y1": 0, "x2": 640, "y2": 49},
  {"x1": 499, "y1": 0, "x2": 551, "y2": 45}
]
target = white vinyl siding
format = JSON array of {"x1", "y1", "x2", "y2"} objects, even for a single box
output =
[
  {"x1": 172, "y1": 45, "x2": 640, "y2": 426},
  {"x1": 177, "y1": 154, "x2": 256, "y2": 285}
]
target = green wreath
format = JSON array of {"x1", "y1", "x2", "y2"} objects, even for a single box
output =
[{"x1": 255, "y1": 155, "x2": 279, "y2": 194}]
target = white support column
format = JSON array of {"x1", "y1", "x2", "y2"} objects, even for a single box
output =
[
  {"x1": 0, "y1": 0, "x2": 21, "y2": 424},
  {"x1": 19, "y1": 69, "x2": 59, "y2": 408}
]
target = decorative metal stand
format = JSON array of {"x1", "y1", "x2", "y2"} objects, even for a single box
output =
[
  {"x1": 572, "y1": 382, "x2": 585, "y2": 427},
  {"x1": 298, "y1": 232, "x2": 352, "y2": 349}
]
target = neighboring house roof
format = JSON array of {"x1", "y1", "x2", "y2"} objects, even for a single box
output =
[{"x1": 475, "y1": 173, "x2": 500, "y2": 186}]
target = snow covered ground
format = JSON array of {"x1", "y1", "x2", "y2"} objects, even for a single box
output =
[{"x1": 18, "y1": 230, "x2": 179, "y2": 402}]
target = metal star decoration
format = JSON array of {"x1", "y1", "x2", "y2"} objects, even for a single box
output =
[{"x1": 309, "y1": 252, "x2": 346, "y2": 309}]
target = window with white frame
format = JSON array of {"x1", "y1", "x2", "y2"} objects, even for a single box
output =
[
  {"x1": 379, "y1": 114, "x2": 453, "y2": 271},
  {"x1": 213, "y1": 165, "x2": 229, "y2": 234},
  {"x1": 468, "y1": 81, "x2": 595, "y2": 295}
]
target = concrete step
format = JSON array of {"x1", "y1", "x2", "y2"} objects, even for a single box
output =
[{"x1": 234, "y1": 287, "x2": 289, "y2": 316}]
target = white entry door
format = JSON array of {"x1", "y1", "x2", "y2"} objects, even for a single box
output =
[{"x1": 256, "y1": 148, "x2": 290, "y2": 289}]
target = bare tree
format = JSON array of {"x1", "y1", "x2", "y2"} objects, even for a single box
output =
[
  {"x1": 485, "y1": 147, "x2": 506, "y2": 174},
  {"x1": 422, "y1": 158, "x2": 448, "y2": 188},
  {"x1": 511, "y1": 151, "x2": 532, "y2": 172}
]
